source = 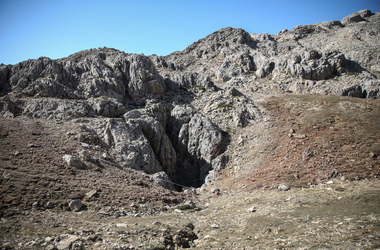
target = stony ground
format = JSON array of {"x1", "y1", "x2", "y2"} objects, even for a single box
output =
[
  {"x1": 192, "y1": 179, "x2": 380, "y2": 249},
  {"x1": 1, "y1": 94, "x2": 380, "y2": 249},
  {"x1": 1, "y1": 177, "x2": 380, "y2": 250},
  {"x1": 219, "y1": 94, "x2": 380, "y2": 190}
]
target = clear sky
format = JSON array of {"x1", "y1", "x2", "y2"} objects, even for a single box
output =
[{"x1": 1, "y1": 0, "x2": 379, "y2": 65}]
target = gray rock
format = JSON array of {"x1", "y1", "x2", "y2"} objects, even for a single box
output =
[
  {"x1": 184, "y1": 200, "x2": 196, "y2": 209},
  {"x1": 0, "y1": 96, "x2": 20, "y2": 118},
  {"x1": 103, "y1": 108, "x2": 178, "y2": 179},
  {"x1": 152, "y1": 221, "x2": 162, "y2": 226},
  {"x1": 205, "y1": 153, "x2": 229, "y2": 184},
  {"x1": 341, "y1": 9, "x2": 372, "y2": 25},
  {"x1": 176, "y1": 202, "x2": 195, "y2": 211},
  {"x1": 150, "y1": 171, "x2": 175, "y2": 190},
  {"x1": 316, "y1": 20, "x2": 343, "y2": 29},
  {"x1": 342, "y1": 85, "x2": 366, "y2": 98},
  {"x1": 63, "y1": 155, "x2": 85, "y2": 169},
  {"x1": 183, "y1": 187, "x2": 197, "y2": 195},
  {"x1": 56, "y1": 235, "x2": 84, "y2": 250},
  {"x1": 103, "y1": 117, "x2": 163, "y2": 174},
  {"x1": 165, "y1": 72, "x2": 214, "y2": 90},
  {"x1": 46, "y1": 244, "x2": 58, "y2": 250},
  {"x1": 45, "y1": 201, "x2": 55, "y2": 209},
  {"x1": 233, "y1": 100, "x2": 261, "y2": 127},
  {"x1": 225, "y1": 87, "x2": 243, "y2": 97},
  {"x1": 342, "y1": 83, "x2": 380, "y2": 99},
  {"x1": 87, "y1": 97, "x2": 126, "y2": 117},
  {"x1": 68, "y1": 199, "x2": 83, "y2": 212},
  {"x1": 79, "y1": 150, "x2": 91, "y2": 161},
  {"x1": 169, "y1": 105, "x2": 227, "y2": 187},
  {"x1": 0, "y1": 48, "x2": 169, "y2": 121},
  {"x1": 5, "y1": 49, "x2": 165, "y2": 101},
  {"x1": 211, "y1": 153, "x2": 229, "y2": 173}
]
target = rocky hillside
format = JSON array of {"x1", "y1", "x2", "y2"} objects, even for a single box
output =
[{"x1": 1, "y1": 9, "x2": 380, "y2": 249}]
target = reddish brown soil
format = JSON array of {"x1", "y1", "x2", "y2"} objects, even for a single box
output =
[
  {"x1": 219, "y1": 95, "x2": 380, "y2": 190},
  {"x1": 0, "y1": 117, "x2": 191, "y2": 218}
]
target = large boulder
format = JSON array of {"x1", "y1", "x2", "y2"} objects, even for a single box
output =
[
  {"x1": 124, "y1": 109, "x2": 177, "y2": 178},
  {"x1": 341, "y1": 9, "x2": 372, "y2": 25},
  {"x1": 63, "y1": 155, "x2": 85, "y2": 169},
  {"x1": 103, "y1": 117, "x2": 163, "y2": 174},
  {"x1": 150, "y1": 171, "x2": 175, "y2": 190}
]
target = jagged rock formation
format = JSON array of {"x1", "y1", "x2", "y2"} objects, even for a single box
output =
[
  {"x1": 156, "y1": 9, "x2": 379, "y2": 98},
  {"x1": 0, "y1": 48, "x2": 229, "y2": 189},
  {"x1": 0, "y1": 9, "x2": 379, "y2": 189}
]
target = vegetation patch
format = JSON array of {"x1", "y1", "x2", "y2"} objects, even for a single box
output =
[{"x1": 217, "y1": 103, "x2": 234, "y2": 109}]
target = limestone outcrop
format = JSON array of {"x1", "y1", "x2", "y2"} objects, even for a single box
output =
[{"x1": 0, "y1": 9, "x2": 379, "y2": 189}]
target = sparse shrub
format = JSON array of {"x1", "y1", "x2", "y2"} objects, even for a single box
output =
[{"x1": 217, "y1": 103, "x2": 234, "y2": 109}]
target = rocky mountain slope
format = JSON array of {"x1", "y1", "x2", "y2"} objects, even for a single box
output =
[{"x1": 1, "y1": 9, "x2": 380, "y2": 249}]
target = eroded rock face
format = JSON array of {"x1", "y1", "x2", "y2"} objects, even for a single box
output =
[
  {"x1": 169, "y1": 105, "x2": 227, "y2": 188},
  {"x1": 1, "y1": 49, "x2": 166, "y2": 102},
  {"x1": 0, "y1": 47, "x2": 232, "y2": 188},
  {"x1": 157, "y1": 10, "x2": 380, "y2": 99},
  {"x1": 104, "y1": 117, "x2": 158, "y2": 172},
  {"x1": 100, "y1": 103, "x2": 227, "y2": 189}
]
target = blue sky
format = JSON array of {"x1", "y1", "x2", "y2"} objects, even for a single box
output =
[{"x1": 1, "y1": 0, "x2": 379, "y2": 65}]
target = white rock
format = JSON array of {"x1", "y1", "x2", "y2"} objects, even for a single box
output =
[
  {"x1": 56, "y1": 236, "x2": 83, "y2": 250},
  {"x1": 247, "y1": 206, "x2": 256, "y2": 212},
  {"x1": 32, "y1": 201, "x2": 39, "y2": 209},
  {"x1": 44, "y1": 237, "x2": 54, "y2": 242},
  {"x1": 184, "y1": 200, "x2": 195, "y2": 209},
  {"x1": 278, "y1": 184, "x2": 290, "y2": 191},
  {"x1": 63, "y1": 155, "x2": 85, "y2": 169},
  {"x1": 85, "y1": 189, "x2": 99, "y2": 198}
]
